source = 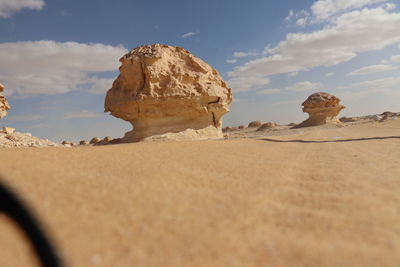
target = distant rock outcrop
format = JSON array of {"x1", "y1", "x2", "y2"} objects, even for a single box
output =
[
  {"x1": 0, "y1": 130, "x2": 58, "y2": 148},
  {"x1": 380, "y1": 111, "x2": 397, "y2": 122},
  {"x1": 339, "y1": 117, "x2": 357, "y2": 122},
  {"x1": 248, "y1": 121, "x2": 262, "y2": 128},
  {"x1": 257, "y1": 122, "x2": 277, "y2": 131},
  {"x1": 222, "y1": 126, "x2": 232, "y2": 132},
  {"x1": 90, "y1": 137, "x2": 101, "y2": 144},
  {"x1": 0, "y1": 83, "x2": 11, "y2": 119},
  {"x1": 293, "y1": 92, "x2": 345, "y2": 128},
  {"x1": 105, "y1": 44, "x2": 232, "y2": 142}
]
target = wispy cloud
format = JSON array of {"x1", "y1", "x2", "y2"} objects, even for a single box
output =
[
  {"x1": 348, "y1": 64, "x2": 397, "y2": 76},
  {"x1": 232, "y1": 51, "x2": 259, "y2": 58},
  {"x1": 285, "y1": 9, "x2": 294, "y2": 21},
  {"x1": 227, "y1": 76, "x2": 270, "y2": 93},
  {"x1": 87, "y1": 77, "x2": 115, "y2": 94},
  {"x1": 29, "y1": 123, "x2": 48, "y2": 129},
  {"x1": 388, "y1": 54, "x2": 400, "y2": 63},
  {"x1": 257, "y1": 81, "x2": 323, "y2": 95},
  {"x1": 181, "y1": 31, "x2": 199, "y2": 38},
  {"x1": 284, "y1": 81, "x2": 323, "y2": 92},
  {"x1": 0, "y1": 0, "x2": 44, "y2": 18},
  {"x1": 63, "y1": 110, "x2": 102, "y2": 119},
  {"x1": 6, "y1": 114, "x2": 44, "y2": 121},
  {"x1": 226, "y1": 59, "x2": 237, "y2": 64},
  {"x1": 325, "y1": 72, "x2": 335, "y2": 77},
  {"x1": 257, "y1": 88, "x2": 281, "y2": 95},
  {"x1": 347, "y1": 75, "x2": 400, "y2": 91}
]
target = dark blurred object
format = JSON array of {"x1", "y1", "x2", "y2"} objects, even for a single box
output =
[{"x1": 0, "y1": 179, "x2": 64, "y2": 267}]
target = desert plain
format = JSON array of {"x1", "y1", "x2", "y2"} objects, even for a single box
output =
[{"x1": 0, "y1": 118, "x2": 399, "y2": 267}]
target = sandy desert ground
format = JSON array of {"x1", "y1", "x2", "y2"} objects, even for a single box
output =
[{"x1": 0, "y1": 119, "x2": 399, "y2": 267}]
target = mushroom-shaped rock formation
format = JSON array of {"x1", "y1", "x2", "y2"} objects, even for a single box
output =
[
  {"x1": 257, "y1": 122, "x2": 277, "y2": 131},
  {"x1": 293, "y1": 92, "x2": 345, "y2": 128},
  {"x1": 248, "y1": 121, "x2": 262, "y2": 128},
  {"x1": 104, "y1": 44, "x2": 232, "y2": 142},
  {"x1": 0, "y1": 83, "x2": 11, "y2": 119}
]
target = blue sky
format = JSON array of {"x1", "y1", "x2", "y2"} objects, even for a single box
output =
[{"x1": 1, "y1": 0, "x2": 400, "y2": 142}]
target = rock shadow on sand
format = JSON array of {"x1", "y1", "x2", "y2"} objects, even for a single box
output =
[{"x1": 260, "y1": 136, "x2": 400, "y2": 143}]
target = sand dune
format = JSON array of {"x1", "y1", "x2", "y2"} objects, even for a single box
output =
[{"x1": 1, "y1": 120, "x2": 399, "y2": 267}]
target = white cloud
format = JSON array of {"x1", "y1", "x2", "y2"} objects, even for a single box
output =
[
  {"x1": 311, "y1": 0, "x2": 388, "y2": 20},
  {"x1": 385, "y1": 3, "x2": 396, "y2": 10},
  {"x1": 63, "y1": 110, "x2": 102, "y2": 119},
  {"x1": 257, "y1": 81, "x2": 323, "y2": 95},
  {"x1": 296, "y1": 17, "x2": 308, "y2": 26},
  {"x1": 0, "y1": 0, "x2": 44, "y2": 18},
  {"x1": 226, "y1": 59, "x2": 237, "y2": 64},
  {"x1": 228, "y1": 6, "x2": 400, "y2": 91},
  {"x1": 87, "y1": 77, "x2": 115, "y2": 94},
  {"x1": 233, "y1": 98, "x2": 245, "y2": 103},
  {"x1": 348, "y1": 64, "x2": 397, "y2": 75},
  {"x1": 289, "y1": 9, "x2": 311, "y2": 27},
  {"x1": 0, "y1": 41, "x2": 127, "y2": 96},
  {"x1": 388, "y1": 54, "x2": 400, "y2": 63},
  {"x1": 232, "y1": 51, "x2": 259, "y2": 58},
  {"x1": 6, "y1": 114, "x2": 44, "y2": 121},
  {"x1": 325, "y1": 72, "x2": 335, "y2": 76},
  {"x1": 336, "y1": 75, "x2": 400, "y2": 102},
  {"x1": 227, "y1": 76, "x2": 270, "y2": 92},
  {"x1": 257, "y1": 88, "x2": 281, "y2": 95},
  {"x1": 285, "y1": 9, "x2": 294, "y2": 21},
  {"x1": 181, "y1": 31, "x2": 198, "y2": 38},
  {"x1": 288, "y1": 71, "x2": 298, "y2": 77},
  {"x1": 284, "y1": 81, "x2": 323, "y2": 92},
  {"x1": 347, "y1": 76, "x2": 400, "y2": 90},
  {"x1": 29, "y1": 123, "x2": 47, "y2": 129}
]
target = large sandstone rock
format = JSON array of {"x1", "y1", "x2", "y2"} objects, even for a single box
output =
[
  {"x1": 293, "y1": 92, "x2": 345, "y2": 128},
  {"x1": 105, "y1": 44, "x2": 232, "y2": 142},
  {"x1": 0, "y1": 83, "x2": 11, "y2": 119}
]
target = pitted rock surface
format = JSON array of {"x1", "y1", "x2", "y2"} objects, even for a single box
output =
[
  {"x1": 105, "y1": 44, "x2": 232, "y2": 142},
  {"x1": 294, "y1": 92, "x2": 345, "y2": 128}
]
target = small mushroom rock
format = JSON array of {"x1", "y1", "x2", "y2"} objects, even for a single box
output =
[
  {"x1": 79, "y1": 140, "x2": 89, "y2": 145},
  {"x1": 222, "y1": 126, "x2": 232, "y2": 132},
  {"x1": 1, "y1": 127, "x2": 15, "y2": 134},
  {"x1": 104, "y1": 44, "x2": 232, "y2": 142},
  {"x1": 238, "y1": 125, "x2": 245, "y2": 129},
  {"x1": 103, "y1": 136, "x2": 113, "y2": 142},
  {"x1": 381, "y1": 111, "x2": 396, "y2": 117},
  {"x1": 95, "y1": 136, "x2": 114, "y2": 146},
  {"x1": 293, "y1": 92, "x2": 345, "y2": 128},
  {"x1": 248, "y1": 121, "x2": 262, "y2": 128},
  {"x1": 257, "y1": 122, "x2": 277, "y2": 131},
  {"x1": 380, "y1": 111, "x2": 396, "y2": 122},
  {"x1": 62, "y1": 141, "x2": 73, "y2": 146},
  {"x1": 90, "y1": 137, "x2": 101, "y2": 144},
  {"x1": 0, "y1": 83, "x2": 11, "y2": 119}
]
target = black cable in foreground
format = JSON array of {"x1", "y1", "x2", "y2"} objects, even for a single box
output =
[{"x1": 0, "y1": 179, "x2": 64, "y2": 267}]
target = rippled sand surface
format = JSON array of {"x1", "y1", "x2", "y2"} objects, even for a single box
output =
[{"x1": 1, "y1": 120, "x2": 399, "y2": 267}]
